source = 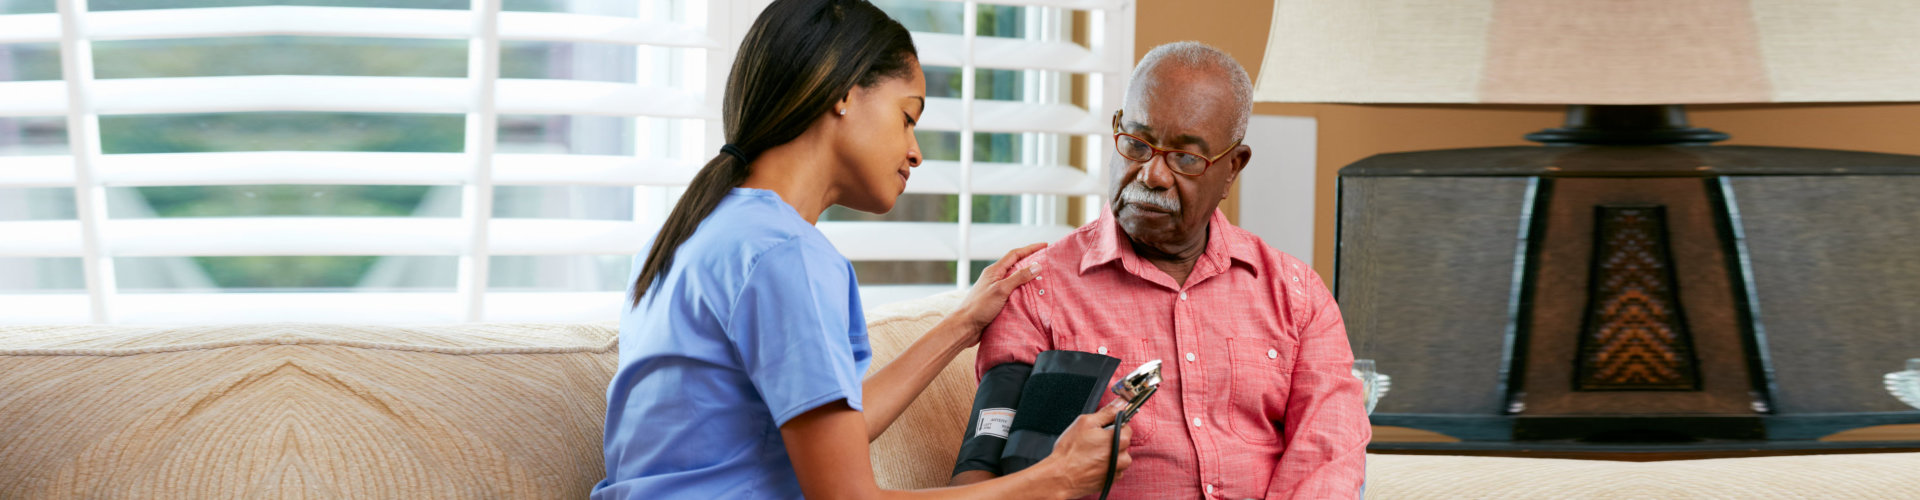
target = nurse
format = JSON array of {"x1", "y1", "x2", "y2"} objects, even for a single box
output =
[{"x1": 593, "y1": 0, "x2": 1131, "y2": 498}]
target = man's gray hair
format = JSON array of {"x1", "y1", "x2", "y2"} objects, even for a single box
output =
[{"x1": 1126, "y1": 41, "x2": 1254, "y2": 142}]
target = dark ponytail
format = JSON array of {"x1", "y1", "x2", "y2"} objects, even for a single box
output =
[{"x1": 631, "y1": 0, "x2": 918, "y2": 306}]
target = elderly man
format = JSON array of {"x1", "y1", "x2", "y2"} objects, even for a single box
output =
[{"x1": 951, "y1": 42, "x2": 1369, "y2": 499}]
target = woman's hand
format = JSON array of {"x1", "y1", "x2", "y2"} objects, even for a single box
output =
[
  {"x1": 953, "y1": 242, "x2": 1048, "y2": 334},
  {"x1": 1035, "y1": 401, "x2": 1133, "y2": 499}
]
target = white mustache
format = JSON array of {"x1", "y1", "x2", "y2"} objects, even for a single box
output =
[{"x1": 1117, "y1": 183, "x2": 1180, "y2": 213}]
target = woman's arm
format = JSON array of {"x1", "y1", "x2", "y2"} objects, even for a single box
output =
[
  {"x1": 948, "y1": 470, "x2": 996, "y2": 486},
  {"x1": 860, "y1": 243, "x2": 1046, "y2": 441},
  {"x1": 860, "y1": 314, "x2": 979, "y2": 441},
  {"x1": 783, "y1": 400, "x2": 1129, "y2": 500}
]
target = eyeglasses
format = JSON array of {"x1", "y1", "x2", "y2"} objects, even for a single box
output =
[{"x1": 1111, "y1": 110, "x2": 1242, "y2": 176}]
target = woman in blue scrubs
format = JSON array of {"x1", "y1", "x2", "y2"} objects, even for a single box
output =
[{"x1": 593, "y1": 1, "x2": 1130, "y2": 498}]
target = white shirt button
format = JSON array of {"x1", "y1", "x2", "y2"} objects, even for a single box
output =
[
  {"x1": 1192, "y1": 417, "x2": 1203, "y2": 427},
  {"x1": 1185, "y1": 352, "x2": 1196, "y2": 362},
  {"x1": 1179, "y1": 291, "x2": 1187, "y2": 300},
  {"x1": 1097, "y1": 346, "x2": 1108, "y2": 355},
  {"x1": 1037, "y1": 289, "x2": 1045, "y2": 295},
  {"x1": 1268, "y1": 348, "x2": 1278, "y2": 359},
  {"x1": 1205, "y1": 484, "x2": 1215, "y2": 495}
]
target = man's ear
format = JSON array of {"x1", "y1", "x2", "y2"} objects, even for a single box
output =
[{"x1": 1222, "y1": 144, "x2": 1252, "y2": 199}]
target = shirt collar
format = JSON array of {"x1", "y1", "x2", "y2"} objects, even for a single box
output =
[{"x1": 1079, "y1": 209, "x2": 1260, "y2": 280}]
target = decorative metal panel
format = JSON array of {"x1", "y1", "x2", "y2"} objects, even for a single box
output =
[{"x1": 1575, "y1": 205, "x2": 1703, "y2": 391}]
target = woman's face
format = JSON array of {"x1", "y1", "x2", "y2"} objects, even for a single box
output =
[{"x1": 831, "y1": 58, "x2": 926, "y2": 214}]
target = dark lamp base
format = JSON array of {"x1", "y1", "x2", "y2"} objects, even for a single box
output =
[{"x1": 1526, "y1": 105, "x2": 1730, "y2": 146}]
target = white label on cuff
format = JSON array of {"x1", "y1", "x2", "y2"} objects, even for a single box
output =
[{"x1": 975, "y1": 408, "x2": 1016, "y2": 439}]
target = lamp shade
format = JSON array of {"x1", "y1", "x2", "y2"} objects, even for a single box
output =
[{"x1": 1254, "y1": 0, "x2": 1920, "y2": 104}]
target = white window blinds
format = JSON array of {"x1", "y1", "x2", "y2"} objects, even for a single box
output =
[{"x1": 0, "y1": 0, "x2": 1132, "y2": 324}]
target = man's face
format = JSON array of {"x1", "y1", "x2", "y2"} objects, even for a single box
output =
[{"x1": 1108, "y1": 66, "x2": 1248, "y2": 255}]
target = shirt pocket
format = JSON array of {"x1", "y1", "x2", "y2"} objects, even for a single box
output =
[
  {"x1": 1074, "y1": 337, "x2": 1158, "y2": 446},
  {"x1": 1226, "y1": 337, "x2": 1288, "y2": 445}
]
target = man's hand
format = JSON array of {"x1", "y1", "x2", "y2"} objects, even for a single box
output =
[{"x1": 953, "y1": 242, "x2": 1047, "y2": 334}]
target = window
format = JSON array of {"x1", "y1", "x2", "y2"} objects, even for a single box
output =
[
  {"x1": 0, "y1": 0, "x2": 1132, "y2": 324},
  {"x1": 844, "y1": 0, "x2": 1133, "y2": 304}
]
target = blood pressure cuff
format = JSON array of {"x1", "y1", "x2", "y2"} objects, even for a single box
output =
[
  {"x1": 951, "y1": 350, "x2": 1120, "y2": 477},
  {"x1": 951, "y1": 362, "x2": 1031, "y2": 477}
]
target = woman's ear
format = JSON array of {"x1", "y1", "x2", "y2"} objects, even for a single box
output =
[{"x1": 835, "y1": 89, "x2": 854, "y2": 117}]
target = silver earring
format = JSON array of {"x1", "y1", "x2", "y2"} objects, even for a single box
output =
[{"x1": 838, "y1": 108, "x2": 847, "y2": 116}]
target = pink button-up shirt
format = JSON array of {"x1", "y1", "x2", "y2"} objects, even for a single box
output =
[{"x1": 977, "y1": 211, "x2": 1369, "y2": 499}]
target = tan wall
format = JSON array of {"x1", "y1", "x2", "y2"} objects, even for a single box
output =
[{"x1": 1136, "y1": 0, "x2": 1920, "y2": 279}]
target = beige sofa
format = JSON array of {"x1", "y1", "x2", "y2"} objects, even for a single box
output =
[{"x1": 2, "y1": 291, "x2": 1916, "y2": 498}]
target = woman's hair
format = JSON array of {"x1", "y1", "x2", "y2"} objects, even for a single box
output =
[{"x1": 630, "y1": 0, "x2": 918, "y2": 306}]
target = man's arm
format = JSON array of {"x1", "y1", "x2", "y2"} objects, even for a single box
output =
[
  {"x1": 1267, "y1": 270, "x2": 1371, "y2": 499},
  {"x1": 950, "y1": 252, "x2": 1053, "y2": 485}
]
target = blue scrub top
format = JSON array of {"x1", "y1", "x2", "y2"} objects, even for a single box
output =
[{"x1": 594, "y1": 188, "x2": 871, "y2": 499}]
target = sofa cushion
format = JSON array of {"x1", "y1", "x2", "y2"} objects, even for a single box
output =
[
  {"x1": 862, "y1": 289, "x2": 973, "y2": 490},
  {"x1": 0, "y1": 323, "x2": 617, "y2": 499}
]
